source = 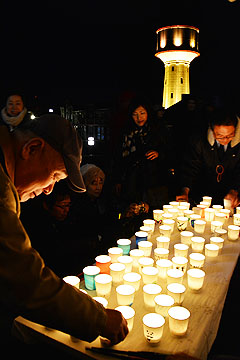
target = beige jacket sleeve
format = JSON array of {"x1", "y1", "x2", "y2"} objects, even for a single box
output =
[{"x1": 0, "y1": 164, "x2": 107, "y2": 342}]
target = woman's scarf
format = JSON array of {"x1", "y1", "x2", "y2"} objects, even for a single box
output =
[
  {"x1": 122, "y1": 122, "x2": 150, "y2": 158},
  {"x1": 1, "y1": 107, "x2": 27, "y2": 128}
]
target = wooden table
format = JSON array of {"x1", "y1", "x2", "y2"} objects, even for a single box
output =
[{"x1": 14, "y1": 215, "x2": 240, "y2": 360}]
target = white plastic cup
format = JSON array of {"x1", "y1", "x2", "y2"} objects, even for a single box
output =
[
  {"x1": 156, "y1": 236, "x2": 170, "y2": 249},
  {"x1": 63, "y1": 276, "x2": 80, "y2": 289},
  {"x1": 116, "y1": 284, "x2": 135, "y2": 306},
  {"x1": 159, "y1": 225, "x2": 171, "y2": 238},
  {"x1": 143, "y1": 219, "x2": 155, "y2": 233},
  {"x1": 117, "y1": 255, "x2": 133, "y2": 273},
  {"x1": 166, "y1": 268, "x2": 184, "y2": 285},
  {"x1": 205, "y1": 243, "x2": 219, "y2": 258},
  {"x1": 187, "y1": 268, "x2": 205, "y2": 291},
  {"x1": 83, "y1": 266, "x2": 100, "y2": 290},
  {"x1": 156, "y1": 259, "x2": 173, "y2": 279},
  {"x1": 214, "y1": 212, "x2": 226, "y2": 225},
  {"x1": 204, "y1": 208, "x2": 215, "y2": 222},
  {"x1": 154, "y1": 294, "x2": 175, "y2": 317},
  {"x1": 153, "y1": 209, "x2": 164, "y2": 223},
  {"x1": 174, "y1": 243, "x2": 189, "y2": 258},
  {"x1": 115, "y1": 305, "x2": 135, "y2": 332},
  {"x1": 194, "y1": 219, "x2": 206, "y2": 234},
  {"x1": 141, "y1": 266, "x2": 159, "y2": 284},
  {"x1": 138, "y1": 240, "x2": 153, "y2": 257},
  {"x1": 142, "y1": 313, "x2": 165, "y2": 344},
  {"x1": 143, "y1": 283, "x2": 162, "y2": 308},
  {"x1": 140, "y1": 226, "x2": 152, "y2": 240},
  {"x1": 154, "y1": 247, "x2": 169, "y2": 262},
  {"x1": 138, "y1": 257, "x2": 154, "y2": 274},
  {"x1": 228, "y1": 225, "x2": 240, "y2": 241},
  {"x1": 109, "y1": 262, "x2": 126, "y2": 285},
  {"x1": 189, "y1": 252, "x2": 205, "y2": 269},
  {"x1": 211, "y1": 220, "x2": 223, "y2": 234},
  {"x1": 162, "y1": 218, "x2": 175, "y2": 233},
  {"x1": 202, "y1": 196, "x2": 212, "y2": 206},
  {"x1": 108, "y1": 247, "x2": 124, "y2": 263},
  {"x1": 191, "y1": 236, "x2": 205, "y2": 252},
  {"x1": 93, "y1": 296, "x2": 108, "y2": 308},
  {"x1": 210, "y1": 236, "x2": 224, "y2": 252},
  {"x1": 167, "y1": 283, "x2": 186, "y2": 305},
  {"x1": 123, "y1": 272, "x2": 141, "y2": 291},
  {"x1": 130, "y1": 249, "x2": 144, "y2": 269},
  {"x1": 233, "y1": 214, "x2": 240, "y2": 226},
  {"x1": 171, "y1": 256, "x2": 188, "y2": 274},
  {"x1": 180, "y1": 231, "x2": 194, "y2": 245},
  {"x1": 168, "y1": 306, "x2": 190, "y2": 336},
  {"x1": 95, "y1": 274, "x2": 112, "y2": 298}
]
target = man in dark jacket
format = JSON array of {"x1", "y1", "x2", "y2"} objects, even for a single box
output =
[{"x1": 176, "y1": 108, "x2": 240, "y2": 207}]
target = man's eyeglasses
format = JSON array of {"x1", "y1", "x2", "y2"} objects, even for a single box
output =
[{"x1": 214, "y1": 132, "x2": 235, "y2": 140}]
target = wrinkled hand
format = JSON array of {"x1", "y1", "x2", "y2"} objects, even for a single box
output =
[
  {"x1": 100, "y1": 309, "x2": 129, "y2": 346},
  {"x1": 145, "y1": 150, "x2": 159, "y2": 160},
  {"x1": 225, "y1": 190, "x2": 240, "y2": 208}
]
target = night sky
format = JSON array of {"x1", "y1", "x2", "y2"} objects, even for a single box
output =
[{"x1": 1, "y1": 0, "x2": 239, "y2": 111}]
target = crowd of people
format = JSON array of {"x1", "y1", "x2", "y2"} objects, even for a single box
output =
[{"x1": 0, "y1": 91, "x2": 239, "y2": 359}]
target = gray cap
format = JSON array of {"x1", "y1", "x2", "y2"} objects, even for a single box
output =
[{"x1": 23, "y1": 114, "x2": 86, "y2": 192}]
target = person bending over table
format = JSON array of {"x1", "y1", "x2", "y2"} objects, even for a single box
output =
[
  {"x1": 176, "y1": 107, "x2": 240, "y2": 207},
  {"x1": 0, "y1": 114, "x2": 128, "y2": 355}
]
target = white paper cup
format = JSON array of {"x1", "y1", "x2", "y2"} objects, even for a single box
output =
[
  {"x1": 178, "y1": 205, "x2": 188, "y2": 216},
  {"x1": 187, "y1": 268, "x2": 205, "y2": 291},
  {"x1": 202, "y1": 196, "x2": 212, "y2": 206},
  {"x1": 233, "y1": 214, "x2": 240, "y2": 225},
  {"x1": 169, "y1": 201, "x2": 179, "y2": 209},
  {"x1": 63, "y1": 276, "x2": 80, "y2": 289},
  {"x1": 130, "y1": 249, "x2": 144, "y2": 269},
  {"x1": 204, "y1": 208, "x2": 215, "y2": 222},
  {"x1": 156, "y1": 259, "x2": 173, "y2": 279},
  {"x1": 194, "y1": 219, "x2": 206, "y2": 234},
  {"x1": 220, "y1": 209, "x2": 230, "y2": 219},
  {"x1": 214, "y1": 212, "x2": 226, "y2": 225},
  {"x1": 115, "y1": 305, "x2": 135, "y2": 332},
  {"x1": 138, "y1": 240, "x2": 153, "y2": 257},
  {"x1": 211, "y1": 220, "x2": 223, "y2": 234},
  {"x1": 95, "y1": 274, "x2": 112, "y2": 298},
  {"x1": 153, "y1": 209, "x2": 164, "y2": 222},
  {"x1": 228, "y1": 225, "x2": 240, "y2": 241},
  {"x1": 154, "y1": 294, "x2": 174, "y2": 317},
  {"x1": 159, "y1": 225, "x2": 171, "y2": 238},
  {"x1": 168, "y1": 208, "x2": 179, "y2": 219},
  {"x1": 154, "y1": 247, "x2": 169, "y2": 261},
  {"x1": 168, "y1": 306, "x2": 190, "y2": 336},
  {"x1": 156, "y1": 236, "x2": 170, "y2": 249},
  {"x1": 214, "y1": 228, "x2": 227, "y2": 238},
  {"x1": 210, "y1": 236, "x2": 224, "y2": 252},
  {"x1": 236, "y1": 207, "x2": 240, "y2": 214},
  {"x1": 176, "y1": 216, "x2": 188, "y2": 231},
  {"x1": 162, "y1": 219, "x2": 175, "y2": 233},
  {"x1": 143, "y1": 283, "x2": 162, "y2": 308},
  {"x1": 138, "y1": 257, "x2": 154, "y2": 274},
  {"x1": 190, "y1": 214, "x2": 201, "y2": 228},
  {"x1": 123, "y1": 272, "x2": 141, "y2": 291},
  {"x1": 142, "y1": 313, "x2": 165, "y2": 344},
  {"x1": 108, "y1": 247, "x2": 123, "y2": 263},
  {"x1": 116, "y1": 284, "x2": 135, "y2": 306},
  {"x1": 167, "y1": 283, "x2": 186, "y2": 305},
  {"x1": 171, "y1": 256, "x2": 188, "y2": 274},
  {"x1": 183, "y1": 209, "x2": 194, "y2": 221},
  {"x1": 167, "y1": 268, "x2": 184, "y2": 285},
  {"x1": 117, "y1": 255, "x2": 133, "y2": 273},
  {"x1": 143, "y1": 219, "x2": 155, "y2": 232},
  {"x1": 174, "y1": 243, "x2": 189, "y2": 258},
  {"x1": 189, "y1": 252, "x2": 205, "y2": 269},
  {"x1": 163, "y1": 204, "x2": 173, "y2": 213},
  {"x1": 140, "y1": 226, "x2": 152, "y2": 240},
  {"x1": 180, "y1": 231, "x2": 194, "y2": 245},
  {"x1": 191, "y1": 236, "x2": 205, "y2": 252},
  {"x1": 109, "y1": 262, "x2": 126, "y2": 285},
  {"x1": 142, "y1": 266, "x2": 159, "y2": 284},
  {"x1": 212, "y1": 205, "x2": 223, "y2": 212},
  {"x1": 205, "y1": 243, "x2": 219, "y2": 258}
]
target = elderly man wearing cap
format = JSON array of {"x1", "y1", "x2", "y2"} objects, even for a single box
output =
[{"x1": 0, "y1": 114, "x2": 128, "y2": 354}]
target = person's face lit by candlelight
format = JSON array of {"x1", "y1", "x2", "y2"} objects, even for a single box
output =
[
  {"x1": 213, "y1": 125, "x2": 236, "y2": 146},
  {"x1": 87, "y1": 176, "x2": 104, "y2": 199},
  {"x1": 51, "y1": 196, "x2": 71, "y2": 221},
  {"x1": 132, "y1": 106, "x2": 148, "y2": 127},
  {"x1": 6, "y1": 95, "x2": 24, "y2": 117}
]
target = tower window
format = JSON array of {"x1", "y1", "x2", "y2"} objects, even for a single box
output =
[
  {"x1": 172, "y1": 66, "x2": 174, "y2": 71},
  {"x1": 181, "y1": 78, "x2": 183, "y2": 84},
  {"x1": 171, "y1": 93, "x2": 173, "y2": 99}
]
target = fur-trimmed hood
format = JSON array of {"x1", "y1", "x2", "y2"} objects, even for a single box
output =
[{"x1": 207, "y1": 116, "x2": 240, "y2": 148}]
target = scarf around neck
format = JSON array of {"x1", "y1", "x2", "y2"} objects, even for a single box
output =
[
  {"x1": 1, "y1": 107, "x2": 27, "y2": 128},
  {"x1": 122, "y1": 122, "x2": 150, "y2": 158}
]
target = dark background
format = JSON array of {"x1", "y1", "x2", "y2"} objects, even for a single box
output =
[{"x1": 1, "y1": 0, "x2": 239, "y2": 111}]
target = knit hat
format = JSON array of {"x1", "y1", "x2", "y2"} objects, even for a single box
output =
[{"x1": 80, "y1": 164, "x2": 105, "y2": 187}]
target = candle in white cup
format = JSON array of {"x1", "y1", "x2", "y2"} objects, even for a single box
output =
[
  {"x1": 174, "y1": 243, "x2": 189, "y2": 258},
  {"x1": 130, "y1": 249, "x2": 144, "y2": 269},
  {"x1": 204, "y1": 208, "x2": 215, "y2": 222},
  {"x1": 140, "y1": 226, "x2": 152, "y2": 240},
  {"x1": 108, "y1": 247, "x2": 123, "y2": 263},
  {"x1": 156, "y1": 259, "x2": 172, "y2": 279},
  {"x1": 123, "y1": 272, "x2": 141, "y2": 291},
  {"x1": 142, "y1": 266, "x2": 159, "y2": 284},
  {"x1": 154, "y1": 294, "x2": 175, "y2": 317},
  {"x1": 211, "y1": 220, "x2": 223, "y2": 233},
  {"x1": 163, "y1": 204, "x2": 173, "y2": 213},
  {"x1": 171, "y1": 256, "x2": 188, "y2": 274},
  {"x1": 138, "y1": 257, "x2": 154, "y2": 274},
  {"x1": 115, "y1": 305, "x2": 135, "y2": 332},
  {"x1": 156, "y1": 236, "x2": 170, "y2": 249},
  {"x1": 191, "y1": 236, "x2": 205, "y2": 252},
  {"x1": 162, "y1": 218, "x2": 175, "y2": 233},
  {"x1": 109, "y1": 262, "x2": 126, "y2": 285},
  {"x1": 227, "y1": 225, "x2": 240, "y2": 241},
  {"x1": 233, "y1": 214, "x2": 240, "y2": 226},
  {"x1": 143, "y1": 219, "x2": 155, "y2": 232},
  {"x1": 189, "y1": 252, "x2": 205, "y2": 269},
  {"x1": 63, "y1": 276, "x2": 80, "y2": 289},
  {"x1": 143, "y1": 283, "x2": 162, "y2": 308},
  {"x1": 154, "y1": 247, "x2": 169, "y2": 261},
  {"x1": 116, "y1": 284, "x2": 135, "y2": 306},
  {"x1": 214, "y1": 212, "x2": 226, "y2": 225},
  {"x1": 205, "y1": 243, "x2": 219, "y2": 258},
  {"x1": 153, "y1": 209, "x2": 164, "y2": 222},
  {"x1": 187, "y1": 268, "x2": 205, "y2": 291},
  {"x1": 168, "y1": 306, "x2": 190, "y2": 336},
  {"x1": 138, "y1": 240, "x2": 153, "y2": 257},
  {"x1": 142, "y1": 313, "x2": 165, "y2": 344},
  {"x1": 159, "y1": 225, "x2": 171, "y2": 238},
  {"x1": 95, "y1": 274, "x2": 112, "y2": 298},
  {"x1": 194, "y1": 219, "x2": 206, "y2": 234},
  {"x1": 117, "y1": 255, "x2": 133, "y2": 273},
  {"x1": 176, "y1": 216, "x2": 188, "y2": 231},
  {"x1": 210, "y1": 236, "x2": 224, "y2": 252},
  {"x1": 93, "y1": 296, "x2": 108, "y2": 308},
  {"x1": 180, "y1": 230, "x2": 194, "y2": 245},
  {"x1": 167, "y1": 268, "x2": 184, "y2": 285},
  {"x1": 202, "y1": 196, "x2": 212, "y2": 206},
  {"x1": 167, "y1": 283, "x2": 186, "y2": 305}
]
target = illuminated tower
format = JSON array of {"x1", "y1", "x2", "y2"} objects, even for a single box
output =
[{"x1": 155, "y1": 25, "x2": 200, "y2": 109}]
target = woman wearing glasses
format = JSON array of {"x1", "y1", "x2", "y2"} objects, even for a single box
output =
[{"x1": 176, "y1": 107, "x2": 240, "y2": 207}]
